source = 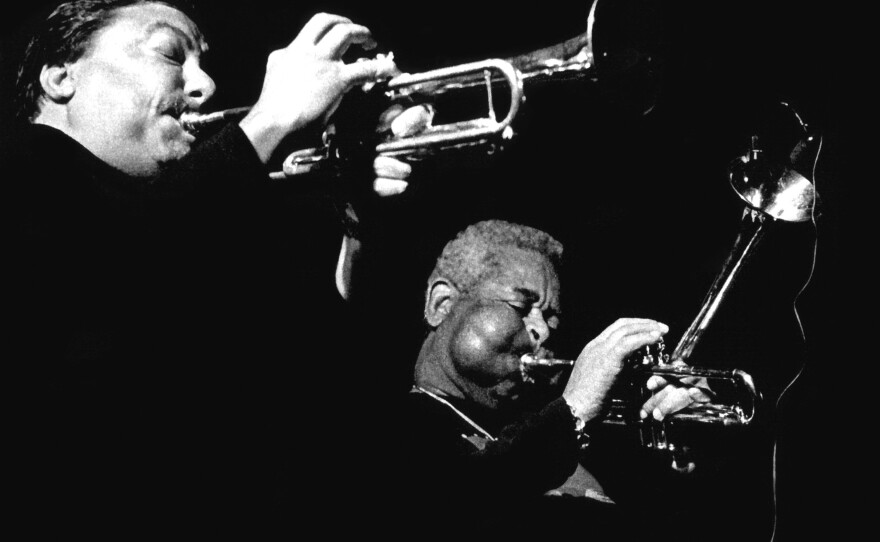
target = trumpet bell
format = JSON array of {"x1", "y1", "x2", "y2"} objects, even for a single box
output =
[
  {"x1": 673, "y1": 109, "x2": 823, "y2": 362},
  {"x1": 729, "y1": 133, "x2": 821, "y2": 223},
  {"x1": 506, "y1": 0, "x2": 663, "y2": 116}
]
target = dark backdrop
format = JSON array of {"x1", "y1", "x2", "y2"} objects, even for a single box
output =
[{"x1": 1, "y1": 1, "x2": 853, "y2": 540}]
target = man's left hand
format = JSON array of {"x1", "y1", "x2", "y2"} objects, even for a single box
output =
[
  {"x1": 370, "y1": 103, "x2": 434, "y2": 196},
  {"x1": 639, "y1": 361, "x2": 713, "y2": 421}
]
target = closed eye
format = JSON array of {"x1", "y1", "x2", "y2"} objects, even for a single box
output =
[
  {"x1": 505, "y1": 301, "x2": 530, "y2": 317},
  {"x1": 143, "y1": 21, "x2": 199, "y2": 65},
  {"x1": 159, "y1": 48, "x2": 185, "y2": 65}
]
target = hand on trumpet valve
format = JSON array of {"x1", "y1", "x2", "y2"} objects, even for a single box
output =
[
  {"x1": 563, "y1": 318, "x2": 670, "y2": 426},
  {"x1": 240, "y1": 13, "x2": 399, "y2": 163},
  {"x1": 639, "y1": 360, "x2": 713, "y2": 422}
]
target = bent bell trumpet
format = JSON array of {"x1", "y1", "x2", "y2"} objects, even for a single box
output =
[
  {"x1": 520, "y1": 106, "x2": 820, "y2": 469},
  {"x1": 672, "y1": 107, "x2": 821, "y2": 363}
]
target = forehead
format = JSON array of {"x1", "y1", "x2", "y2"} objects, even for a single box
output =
[
  {"x1": 92, "y1": 3, "x2": 206, "y2": 52},
  {"x1": 476, "y1": 248, "x2": 560, "y2": 302}
]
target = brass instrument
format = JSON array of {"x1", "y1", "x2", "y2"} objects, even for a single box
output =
[
  {"x1": 521, "y1": 346, "x2": 757, "y2": 472},
  {"x1": 521, "y1": 343, "x2": 757, "y2": 435},
  {"x1": 180, "y1": 0, "x2": 660, "y2": 179},
  {"x1": 520, "y1": 108, "x2": 820, "y2": 470}
]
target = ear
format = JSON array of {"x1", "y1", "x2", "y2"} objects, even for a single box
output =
[
  {"x1": 39, "y1": 64, "x2": 75, "y2": 102},
  {"x1": 424, "y1": 279, "x2": 457, "y2": 328}
]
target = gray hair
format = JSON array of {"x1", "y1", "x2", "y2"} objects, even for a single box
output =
[{"x1": 428, "y1": 219, "x2": 563, "y2": 294}]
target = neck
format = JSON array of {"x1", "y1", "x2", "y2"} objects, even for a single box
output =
[
  {"x1": 414, "y1": 332, "x2": 463, "y2": 400},
  {"x1": 33, "y1": 109, "x2": 107, "y2": 169},
  {"x1": 33, "y1": 106, "x2": 71, "y2": 134}
]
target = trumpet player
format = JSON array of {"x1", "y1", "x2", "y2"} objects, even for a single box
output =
[
  {"x1": 5, "y1": 0, "x2": 430, "y2": 535},
  {"x1": 385, "y1": 219, "x2": 712, "y2": 537}
]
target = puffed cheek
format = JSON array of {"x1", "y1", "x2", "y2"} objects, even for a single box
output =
[{"x1": 451, "y1": 305, "x2": 524, "y2": 365}]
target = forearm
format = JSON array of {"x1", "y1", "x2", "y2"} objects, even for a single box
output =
[{"x1": 443, "y1": 398, "x2": 582, "y2": 498}]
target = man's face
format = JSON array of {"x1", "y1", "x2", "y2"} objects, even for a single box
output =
[
  {"x1": 441, "y1": 248, "x2": 561, "y2": 411},
  {"x1": 63, "y1": 3, "x2": 214, "y2": 176}
]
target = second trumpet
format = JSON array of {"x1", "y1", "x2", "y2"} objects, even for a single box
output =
[{"x1": 181, "y1": 0, "x2": 659, "y2": 179}]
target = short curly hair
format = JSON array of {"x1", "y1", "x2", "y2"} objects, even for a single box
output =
[
  {"x1": 428, "y1": 219, "x2": 563, "y2": 294},
  {"x1": 15, "y1": 0, "x2": 201, "y2": 122}
]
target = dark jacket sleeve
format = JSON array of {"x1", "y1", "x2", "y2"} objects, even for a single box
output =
[
  {"x1": 476, "y1": 398, "x2": 581, "y2": 493},
  {"x1": 391, "y1": 394, "x2": 581, "y2": 530}
]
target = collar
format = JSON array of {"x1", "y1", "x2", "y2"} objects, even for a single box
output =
[{"x1": 411, "y1": 386, "x2": 497, "y2": 444}]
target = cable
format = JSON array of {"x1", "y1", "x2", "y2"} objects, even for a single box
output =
[{"x1": 768, "y1": 130, "x2": 822, "y2": 542}]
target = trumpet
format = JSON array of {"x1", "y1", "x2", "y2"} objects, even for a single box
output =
[
  {"x1": 520, "y1": 343, "x2": 757, "y2": 472},
  {"x1": 180, "y1": 0, "x2": 660, "y2": 179},
  {"x1": 519, "y1": 107, "x2": 820, "y2": 469},
  {"x1": 520, "y1": 344, "x2": 758, "y2": 429},
  {"x1": 181, "y1": 56, "x2": 523, "y2": 181}
]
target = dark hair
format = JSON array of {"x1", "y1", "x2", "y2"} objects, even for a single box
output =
[
  {"x1": 429, "y1": 219, "x2": 564, "y2": 294},
  {"x1": 14, "y1": 0, "x2": 199, "y2": 122}
]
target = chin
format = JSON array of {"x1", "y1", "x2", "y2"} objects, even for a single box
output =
[
  {"x1": 488, "y1": 382, "x2": 523, "y2": 409},
  {"x1": 165, "y1": 138, "x2": 193, "y2": 160},
  {"x1": 151, "y1": 142, "x2": 191, "y2": 171}
]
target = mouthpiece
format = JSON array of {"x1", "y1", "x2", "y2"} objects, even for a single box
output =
[
  {"x1": 519, "y1": 354, "x2": 573, "y2": 385},
  {"x1": 519, "y1": 354, "x2": 574, "y2": 367},
  {"x1": 180, "y1": 106, "x2": 252, "y2": 131}
]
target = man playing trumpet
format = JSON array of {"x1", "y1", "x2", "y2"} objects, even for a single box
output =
[
  {"x1": 385, "y1": 219, "x2": 711, "y2": 537},
  {"x1": 5, "y1": 0, "x2": 427, "y2": 535}
]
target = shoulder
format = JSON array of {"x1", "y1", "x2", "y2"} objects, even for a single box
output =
[
  {"x1": 3, "y1": 123, "x2": 111, "y2": 197},
  {"x1": 404, "y1": 390, "x2": 467, "y2": 433}
]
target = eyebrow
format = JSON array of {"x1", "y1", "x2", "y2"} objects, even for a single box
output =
[
  {"x1": 514, "y1": 287, "x2": 561, "y2": 314},
  {"x1": 143, "y1": 21, "x2": 199, "y2": 51}
]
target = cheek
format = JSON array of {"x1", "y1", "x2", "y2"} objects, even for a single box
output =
[
  {"x1": 96, "y1": 64, "x2": 177, "y2": 116},
  {"x1": 450, "y1": 304, "x2": 529, "y2": 377},
  {"x1": 86, "y1": 83, "x2": 151, "y2": 141}
]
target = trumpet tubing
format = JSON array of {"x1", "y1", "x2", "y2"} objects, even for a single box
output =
[
  {"x1": 177, "y1": 0, "x2": 663, "y2": 178},
  {"x1": 519, "y1": 108, "x2": 820, "y2": 470},
  {"x1": 519, "y1": 353, "x2": 757, "y2": 428}
]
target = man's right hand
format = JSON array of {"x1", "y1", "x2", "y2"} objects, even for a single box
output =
[
  {"x1": 240, "y1": 13, "x2": 398, "y2": 163},
  {"x1": 562, "y1": 318, "x2": 668, "y2": 424}
]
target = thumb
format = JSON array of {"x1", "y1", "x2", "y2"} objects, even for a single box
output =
[{"x1": 373, "y1": 178, "x2": 408, "y2": 197}]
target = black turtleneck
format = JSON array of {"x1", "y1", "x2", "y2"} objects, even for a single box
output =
[{"x1": 4, "y1": 122, "x2": 341, "y2": 536}]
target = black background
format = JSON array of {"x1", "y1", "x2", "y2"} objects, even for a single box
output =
[{"x1": 1, "y1": 1, "x2": 855, "y2": 540}]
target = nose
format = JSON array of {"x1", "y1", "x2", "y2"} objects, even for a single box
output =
[
  {"x1": 524, "y1": 308, "x2": 551, "y2": 348},
  {"x1": 184, "y1": 62, "x2": 216, "y2": 108}
]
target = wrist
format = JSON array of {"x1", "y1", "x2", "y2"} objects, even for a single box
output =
[
  {"x1": 563, "y1": 389, "x2": 603, "y2": 423},
  {"x1": 563, "y1": 396, "x2": 592, "y2": 450},
  {"x1": 239, "y1": 109, "x2": 302, "y2": 163}
]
